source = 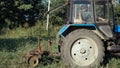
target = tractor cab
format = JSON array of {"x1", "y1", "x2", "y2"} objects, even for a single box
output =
[
  {"x1": 70, "y1": 0, "x2": 113, "y2": 24},
  {"x1": 58, "y1": 0, "x2": 115, "y2": 39}
]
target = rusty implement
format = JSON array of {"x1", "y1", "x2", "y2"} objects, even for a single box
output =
[{"x1": 22, "y1": 36, "x2": 60, "y2": 67}]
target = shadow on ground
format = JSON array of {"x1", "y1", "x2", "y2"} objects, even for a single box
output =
[{"x1": 0, "y1": 36, "x2": 55, "y2": 52}]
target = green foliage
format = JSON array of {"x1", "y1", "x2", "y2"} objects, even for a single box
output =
[
  {"x1": 0, "y1": 0, "x2": 46, "y2": 29},
  {"x1": 114, "y1": 6, "x2": 120, "y2": 24},
  {"x1": 0, "y1": 23, "x2": 63, "y2": 68},
  {"x1": 49, "y1": 0, "x2": 67, "y2": 25},
  {"x1": 18, "y1": 4, "x2": 33, "y2": 10}
]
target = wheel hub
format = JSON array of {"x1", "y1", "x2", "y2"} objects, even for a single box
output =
[
  {"x1": 80, "y1": 48, "x2": 86, "y2": 54},
  {"x1": 71, "y1": 38, "x2": 98, "y2": 66}
]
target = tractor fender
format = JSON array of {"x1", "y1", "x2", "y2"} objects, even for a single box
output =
[
  {"x1": 58, "y1": 24, "x2": 98, "y2": 37},
  {"x1": 115, "y1": 25, "x2": 120, "y2": 33}
]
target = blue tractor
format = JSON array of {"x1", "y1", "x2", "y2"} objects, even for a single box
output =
[{"x1": 58, "y1": 0, "x2": 120, "y2": 68}]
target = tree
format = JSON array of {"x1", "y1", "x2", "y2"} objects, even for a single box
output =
[
  {"x1": 0, "y1": 0, "x2": 46, "y2": 29},
  {"x1": 46, "y1": 0, "x2": 68, "y2": 25}
]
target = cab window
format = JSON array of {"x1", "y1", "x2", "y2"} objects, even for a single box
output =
[{"x1": 72, "y1": 1, "x2": 93, "y2": 23}]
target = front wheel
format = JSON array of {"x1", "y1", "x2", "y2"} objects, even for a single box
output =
[{"x1": 61, "y1": 29, "x2": 105, "y2": 68}]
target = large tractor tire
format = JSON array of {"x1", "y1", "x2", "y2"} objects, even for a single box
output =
[{"x1": 61, "y1": 29, "x2": 105, "y2": 68}]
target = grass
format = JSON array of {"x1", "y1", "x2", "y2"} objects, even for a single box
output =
[
  {"x1": 0, "y1": 22, "x2": 63, "y2": 68},
  {"x1": 0, "y1": 22, "x2": 120, "y2": 68}
]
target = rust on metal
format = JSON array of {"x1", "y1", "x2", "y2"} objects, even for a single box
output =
[{"x1": 22, "y1": 36, "x2": 60, "y2": 67}]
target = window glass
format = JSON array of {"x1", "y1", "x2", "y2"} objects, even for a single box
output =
[
  {"x1": 108, "y1": 3, "x2": 113, "y2": 21},
  {"x1": 95, "y1": 1, "x2": 112, "y2": 22},
  {"x1": 72, "y1": 2, "x2": 93, "y2": 23}
]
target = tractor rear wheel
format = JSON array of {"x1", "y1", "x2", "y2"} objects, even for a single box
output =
[{"x1": 61, "y1": 29, "x2": 105, "y2": 68}]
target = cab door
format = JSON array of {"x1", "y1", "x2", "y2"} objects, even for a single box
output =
[{"x1": 94, "y1": 1, "x2": 114, "y2": 38}]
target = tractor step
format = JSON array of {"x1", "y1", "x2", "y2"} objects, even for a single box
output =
[{"x1": 107, "y1": 45, "x2": 120, "y2": 53}]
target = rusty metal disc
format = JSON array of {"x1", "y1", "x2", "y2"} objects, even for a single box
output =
[{"x1": 28, "y1": 56, "x2": 39, "y2": 67}]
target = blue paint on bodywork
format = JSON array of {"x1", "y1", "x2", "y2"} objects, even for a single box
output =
[
  {"x1": 58, "y1": 24, "x2": 98, "y2": 37},
  {"x1": 115, "y1": 26, "x2": 120, "y2": 33}
]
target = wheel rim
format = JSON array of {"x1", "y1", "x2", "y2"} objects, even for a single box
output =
[
  {"x1": 29, "y1": 56, "x2": 39, "y2": 67},
  {"x1": 71, "y1": 38, "x2": 98, "y2": 66}
]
